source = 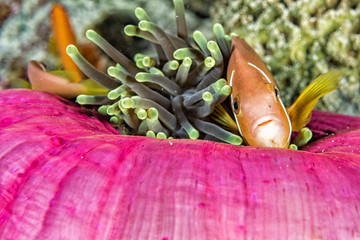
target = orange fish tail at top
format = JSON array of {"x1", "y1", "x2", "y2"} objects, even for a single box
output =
[{"x1": 51, "y1": 4, "x2": 82, "y2": 82}]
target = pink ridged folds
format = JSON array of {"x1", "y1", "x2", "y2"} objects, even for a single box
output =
[{"x1": 0, "y1": 89, "x2": 360, "y2": 239}]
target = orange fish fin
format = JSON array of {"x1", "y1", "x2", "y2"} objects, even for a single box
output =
[
  {"x1": 51, "y1": 4, "x2": 82, "y2": 82},
  {"x1": 287, "y1": 70, "x2": 341, "y2": 131},
  {"x1": 212, "y1": 104, "x2": 239, "y2": 132}
]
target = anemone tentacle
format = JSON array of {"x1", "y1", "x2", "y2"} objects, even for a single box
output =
[{"x1": 68, "y1": 0, "x2": 242, "y2": 145}]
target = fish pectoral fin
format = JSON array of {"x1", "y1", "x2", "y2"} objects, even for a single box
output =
[
  {"x1": 28, "y1": 61, "x2": 108, "y2": 98},
  {"x1": 49, "y1": 69, "x2": 81, "y2": 83},
  {"x1": 211, "y1": 104, "x2": 239, "y2": 132},
  {"x1": 80, "y1": 78, "x2": 109, "y2": 95},
  {"x1": 287, "y1": 70, "x2": 341, "y2": 131}
]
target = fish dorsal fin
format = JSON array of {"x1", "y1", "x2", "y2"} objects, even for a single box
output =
[
  {"x1": 212, "y1": 104, "x2": 238, "y2": 132},
  {"x1": 287, "y1": 70, "x2": 341, "y2": 131}
]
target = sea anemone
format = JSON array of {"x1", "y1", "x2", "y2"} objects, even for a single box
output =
[
  {"x1": 1, "y1": 1, "x2": 360, "y2": 239},
  {"x1": 1, "y1": 88, "x2": 360, "y2": 239},
  {"x1": 66, "y1": 0, "x2": 242, "y2": 145}
]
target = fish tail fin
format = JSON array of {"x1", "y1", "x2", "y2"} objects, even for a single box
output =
[
  {"x1": 51, "y1": 4, "x2": 83, "y2": 82},
  {"x1": 212, "y1": 104, "x2": 239, "y2": 132},
  {"x1": 287, "y1": 70, "x2": 341, "y2": 131}
]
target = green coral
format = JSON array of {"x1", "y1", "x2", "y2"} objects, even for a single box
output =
[{"x1": 211, "y1": 0, "x2": 360, "y2": 116}]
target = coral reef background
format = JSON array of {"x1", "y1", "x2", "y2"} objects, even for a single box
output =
[{"x1": 0, "y1": 0, "x2": 359, "y2": 116}]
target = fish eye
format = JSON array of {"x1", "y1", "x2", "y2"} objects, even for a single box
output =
[
  {"x1": 274, "y1": 87, "x2": 280, "y2": 98},
  {"x1": 233, "y1": 97, "x2": 240, "y2": 113},
  {"x1": 233, "y1": 101, "x2": 238, "y2": 110}
]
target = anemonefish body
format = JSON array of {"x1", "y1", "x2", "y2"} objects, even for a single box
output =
[{"x1": 223, "y1": 37, "x2": 341, "y2": 148}]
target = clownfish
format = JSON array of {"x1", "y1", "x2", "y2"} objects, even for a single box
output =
[{"x1": 218, "y1": 37, "x2": 341, "y2": 148}]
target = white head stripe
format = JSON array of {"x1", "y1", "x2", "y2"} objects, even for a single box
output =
[
  {"x1": 229, "y1": 69, "x2": 235, "y2": 87},
  {"x1": 229, "y1": 70, "x2": 242, "y2": 135},
  {"x1": 278, "y1": 97, "x2": 292, "y2": 144},
  {"x1": 247, "y1": 62, "x2": 272, "y2": 84}
]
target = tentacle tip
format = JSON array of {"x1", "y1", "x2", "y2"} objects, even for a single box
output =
[
  {"x1": 135, "y1": 7, "x2": 145, "y2": 16},
  {"x1": 213, "y1": 23, "x2": 225, "y2": 32},
  {"x1": 204, "y1": 57, "x2": 216, "y2": 68},
  {"x1": 107, "y1": 66, "x2": 117, "y2": 76},
  {"x1": 120, "y1": 98, "x2": 134, "y2": 109},
  {"x1": 202, "y1": 91, "x2": 213, "y2": 102},
  {"x1": 110, "y1": 116, "x2": 121, "y2": 125},
  {"x1": 66, "y1": 44, "x2": 78, "y2": 56},
  {"x1": 221, "y1": 85, "x2": 231, "y2": 95},
  {"x1": 229, "y1": 135, "x2": 243, "y2": 146},
  {"x1": 135, "y1": 108, "x2": 147, "y2": 120},
  {"x1": 135, "y1": 7, "x2": 143, "y2": 12},
  {"x1": 156, "y1": 132, "x2": 167, "y2": 139},
  {"x1": 147, "y1": 107, "x2": 158, "y2": 119},
  {"x1": 189, "y1": 129, "x2": 200, "y2": 139},
  {"x1": 138, "y1": 20, "x2": 150, "y2": 31},
  {"x1": 207, "y1": 41, "x2": 220, "y2": 52},
  {"x1": 169, "y1": 60, "x2": 179, "y2": 70},
  {"x1": 183, "y1": 57, "x2": 192, "y2": 66},
  {"x1": 292, "y1": 127, "x2": 313, "y2": 148},
  {"x1": 302, "y1": 127, "x2": 313, "y2": 138},
  {"x1": 193, "y1": 30, "x2": 201, "y2": 36},
  {"x1": 98, "y1": 105, "x2": 109, "y2": 115},
  {"x1": 135, "y1": 72, "x2": 146, "y2": 81},
  {"x1": 76, "y1": 95, "x2": 87, "y2": 105},
  {"x1": 146, "y1": 130, "x2": 156, "y2": 138},
  {"x1": 207, "y1": 40, "x2": 216, "y2": 47},
  {"x1": 124, "y1": 25, "x2": 136, "y2": 36},
  {"x1": 173, "y1": 49, "x2": 184, "y2": 60},
  {"x1": 289, "y1": 144, "x2": 298, "y2": 150},
  {"x1": 85, "y1": 29, "x2": 96, "y2": 39}
]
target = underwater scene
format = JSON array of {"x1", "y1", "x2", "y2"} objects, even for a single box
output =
[{"x1": 0, "y1": 0, "x2": 360, "y2": 239}]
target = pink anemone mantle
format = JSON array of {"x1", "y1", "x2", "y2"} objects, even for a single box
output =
[{"x1": 0, "y1": 89, "x2": 360, "y2": 239}]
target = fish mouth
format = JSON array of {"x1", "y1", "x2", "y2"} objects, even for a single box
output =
[
  {"x1": 257, "y1": 119, "x2": 275, "y2": 127},
  {"x1": 251, "y1": 115, "x2": 283, "y2": 130},
  {"x1": 251, "y1": 115, "x2": 289, "y2": 148}
]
